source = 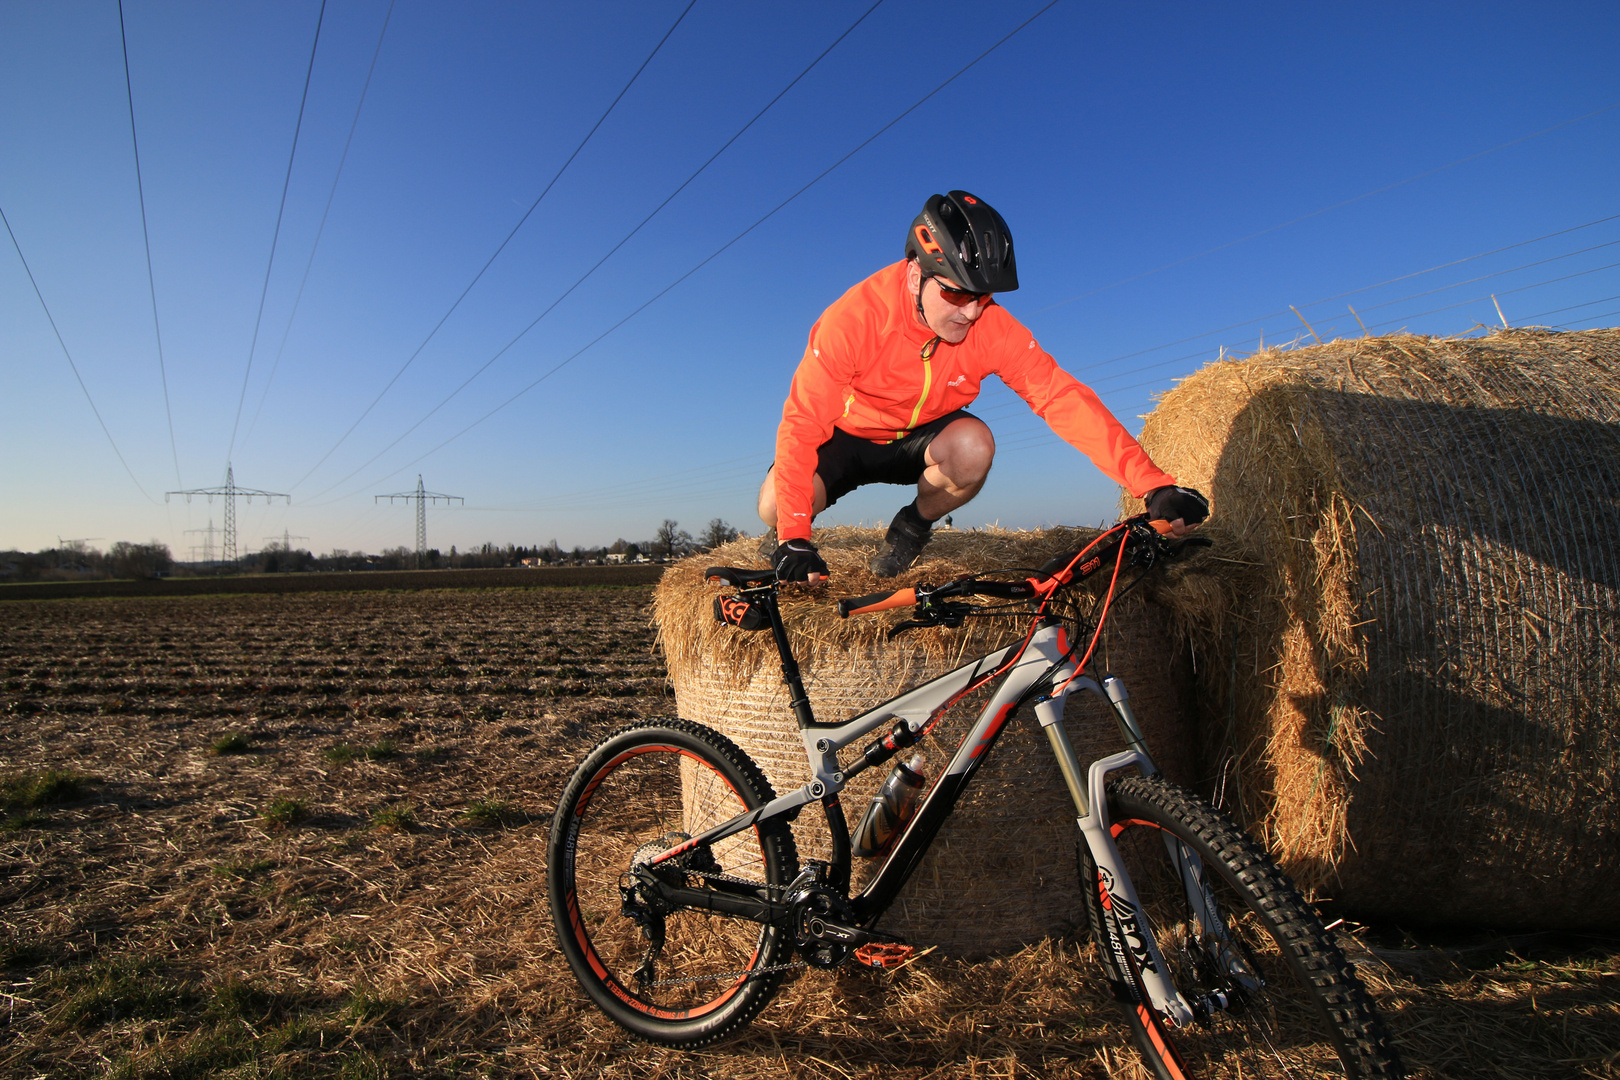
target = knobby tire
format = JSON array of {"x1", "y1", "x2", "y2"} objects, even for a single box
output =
[
  {"x1": 1083, "y1": 776, "x2": 1403, "y2": 1079},
  {"x1": 547, "y1": 719, "x2": 799, "y2": 1046}
]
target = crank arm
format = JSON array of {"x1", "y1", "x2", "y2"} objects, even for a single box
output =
[{"x1": 799, "y1": 914, "x2": 890, "y2": 950}]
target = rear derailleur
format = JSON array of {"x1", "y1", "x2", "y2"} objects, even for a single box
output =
[{"x1": 620, "y1": 832, "x2": 720, "y2": 987}]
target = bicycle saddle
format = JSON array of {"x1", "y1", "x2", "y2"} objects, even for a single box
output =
[{"x1": 703, "y1": 566, "x2": 777, "y2": 588}]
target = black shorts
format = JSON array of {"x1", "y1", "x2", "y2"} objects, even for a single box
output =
[{"x1": 816, "y1": 409, "x2": 977, "y2": 508}]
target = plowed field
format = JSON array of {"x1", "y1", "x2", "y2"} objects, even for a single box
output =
[{"x1": 2, "y1": 586, "x2": 1615, "y2": 1079}]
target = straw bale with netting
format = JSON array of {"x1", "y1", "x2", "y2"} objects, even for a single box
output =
[
  {"x1": 653, "y1": 525, "x2": 1198, "y2": 956},
  {"x1": 1128, "y1": 327, "x2": 1620, "y2": 928}
]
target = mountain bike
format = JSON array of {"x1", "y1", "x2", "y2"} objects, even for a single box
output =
[{"x1": 547, "y1": 517, "x2": 1404, "y2": 1078}]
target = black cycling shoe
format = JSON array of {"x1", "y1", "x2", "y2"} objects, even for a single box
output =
[{"x1": 870, "y1": 503, "x2": 933, "y2": 577}]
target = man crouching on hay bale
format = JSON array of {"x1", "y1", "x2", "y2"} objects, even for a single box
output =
[{"x1": 757, "y1": 189, "x2": 1208, "y2": 581}]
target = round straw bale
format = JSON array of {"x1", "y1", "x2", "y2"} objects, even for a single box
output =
[
  {"x1": 1129, "y1": 328, "x2": 1620, "y2": 929},
  {"x1": 653, "y1": 526, "x2": 1195, "y2": 956}
]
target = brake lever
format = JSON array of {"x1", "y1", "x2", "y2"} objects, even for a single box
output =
[
  {"x1": 1126, "y1": 521, "x2": 1215, "y2": 568},
  {"x1": 885, "y1": 600, "x2": 973, "y2": 639}
]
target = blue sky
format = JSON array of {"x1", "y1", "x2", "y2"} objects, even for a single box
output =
[{"x1": 5, "y1": 1, "x2": 1618, "y2": 558}]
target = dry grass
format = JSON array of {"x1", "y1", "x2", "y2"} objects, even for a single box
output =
[{"x1": 2, "y1": 584, "x2": 1616, "y2": 1077}]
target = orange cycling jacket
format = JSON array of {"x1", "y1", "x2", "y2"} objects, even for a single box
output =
[{"x1": 773, "y1": 261, "x2": 1177, "y2": 543}]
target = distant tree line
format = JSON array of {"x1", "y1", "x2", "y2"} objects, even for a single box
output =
[
  {"x1": 0, "y1": 541, "x2": 174, "y2": 583},
  {"x1": 0, "y1": 519, "x2": 749, "y2": 582}
]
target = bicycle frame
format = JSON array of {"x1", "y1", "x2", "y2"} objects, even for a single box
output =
[{"x1": 648, "y1": 582, "x2": 1202, "y2": 1027}]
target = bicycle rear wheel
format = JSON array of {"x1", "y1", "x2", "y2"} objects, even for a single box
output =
[
  {"x1": 548, "y1": 719, "x2": 799, "y2": 1046},
  {"x1": 1082, "y1": 775, "x2": 1403, "y2": 1079}
]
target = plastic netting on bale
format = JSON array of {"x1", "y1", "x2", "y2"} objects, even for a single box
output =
[
  {"x1": 654, "y1": 526, "x2": 1196, "y2": 956},
  {"x1": 1129, "y1": 328, "x2": 1620, "y2": 929}
]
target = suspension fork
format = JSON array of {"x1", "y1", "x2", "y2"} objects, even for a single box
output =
[
  {"x1": 1033, "y1": 686, "x2": 1196, "y2": 1028},
  {"x1": 1095, "y1": 678, "x2": 1238, "y2": 982}
]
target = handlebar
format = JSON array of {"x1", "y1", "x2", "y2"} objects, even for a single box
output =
[{"x1": 836, "y1": 516, "x2": 1209, "y2": 619}]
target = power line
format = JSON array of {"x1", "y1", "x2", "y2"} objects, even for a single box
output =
[
  {"x1": 314, "y1": 0, "x2": 1062, "y2": 504},
  {"x1": 1059, "y1": 213, "x2": 1620, "y2": 377},
  {"x1": 1033, "y1": 100, "x2": 1620, "y2": 315},
  {"x1": 2, "y1": 203, "x2": 153, "y2": 501},
  {"x1": 288, "y1": 0, "x2": 699, "y2": 491},
  {"x1": 226, "y1": 0, "x2": 328, "y2": 465},
  {"x1": 1561, "y1": 308, "x2": 1620, "y2": 328},
  {"x1": 1313, "y1": 240, "x2": 1620, "y2": 323},
  {"x1": 1515, "y1": 294, "x2": 1620, "y2": 323},
  {"x1": 117, "y1": 0, "x2": 181, "y2": 488},
  {"x1": 1086, "y1": 279, "x2": 1620, "y2": 401},
  {"x1": 242, "y1": 0, "x2": 396, "y2": 453},
  {"x1": 1073, "y1": 235, "x2": 1620, "y2": 388},
  {"x1": 1357, "y1": 260, "x2": 1620, "y2": 331},
  {"x1": 296, "y1": 0, "x2": 886, "y2": 499}
]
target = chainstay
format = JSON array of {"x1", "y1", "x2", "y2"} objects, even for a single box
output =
[{"x1": 634, "y1": 868, "x2": 806, "y2": 989}]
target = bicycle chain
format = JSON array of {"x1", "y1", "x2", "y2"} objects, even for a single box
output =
[
  {"x1": 642, "y1": 958, "x2": 807, "y2": 988},
  {"x1": 690, "y1": 866, "x2": 785, "y2": 894}
]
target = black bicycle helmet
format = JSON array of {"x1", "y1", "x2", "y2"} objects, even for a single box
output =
[{"x1": 904, "y1": 190, "x2": 1018, "y2": 293}]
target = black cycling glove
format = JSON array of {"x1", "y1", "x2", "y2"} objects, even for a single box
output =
[
  {"x1": 771, "y1": 539, "x2": 828, "y2": 582},
  {"x1": 1144, "y1": 485, "x2": 1210, "y2": 526}
]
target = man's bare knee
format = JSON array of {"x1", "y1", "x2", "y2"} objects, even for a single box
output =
[
  {"x1": 928, "y1": 420, "x2": 996, "y2": 485},
  {"x1": 757, "y1": 469, "x2": 778, "y2": 528},
  {"x1": 758, "y1": 469, "x2": 829, "y2": 529}
]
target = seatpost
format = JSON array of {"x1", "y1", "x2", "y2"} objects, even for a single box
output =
[{"x1": 761, "y1": 588, "x2": 817, "y2": 728}]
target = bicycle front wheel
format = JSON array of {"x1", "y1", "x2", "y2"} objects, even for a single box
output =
[
  {"x1": 1084, "y1": 776, "x2": 1403, "y2": 1079},
  {"x1": 548, "y1": 719, "x2": 799, "y2": 1047}
]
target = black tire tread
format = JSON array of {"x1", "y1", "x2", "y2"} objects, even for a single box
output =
[
  {"x1": 548, "y1": 717, "x2": 799, "y2": 1048},
  {"x1": 1108, "y1": 775, "x2": 1404, "y2": 1078}
]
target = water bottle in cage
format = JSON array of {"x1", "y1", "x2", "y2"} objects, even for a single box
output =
[{"x1": 852, "y1": 754, "x2": 926, "y2": 858}]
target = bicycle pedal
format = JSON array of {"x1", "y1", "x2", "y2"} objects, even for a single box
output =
[{"x1": 853, "y1": 942, "x2": 915, "y2": 969}]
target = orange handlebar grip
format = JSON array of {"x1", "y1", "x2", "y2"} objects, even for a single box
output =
[
  {"x1": 1148, "y1": 519, "x2": 1175, "y2": 535},
  {"x1": 837, "y1": 588, "x2": 918, "y2": 618}
]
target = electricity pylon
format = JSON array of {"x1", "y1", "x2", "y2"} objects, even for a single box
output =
[
  {"x1": 376, "y1": 475, "x2": 461, "y2": 568},
  {"x1": 185, "y1": 519, "x2": 221, "y2": 564},
  {"x1": 56, "y1": 537, "x2": 101, "y2": 570},
  {"x1": 263, "y1": 529, "x2": 308, "y2": 552},
  {"x1": 167, "y1": 464, "x2": 289, "y2": 565}
]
